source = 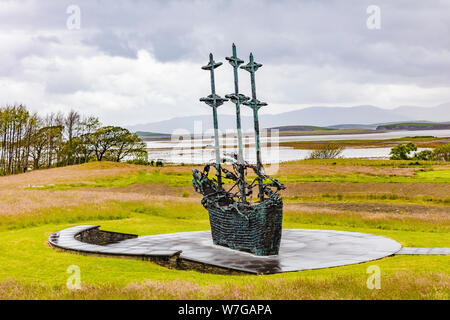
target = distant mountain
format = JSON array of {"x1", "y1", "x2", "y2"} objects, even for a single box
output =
[
  {"x1": 392, "y1": 103, "x2": 450, "y2": 122},
  {"x1": 128, "y1": 103, "x2": 450, "y2": 134},
  {"x1": 260, "y1": 105, "x2": 411, "y2": 128}
]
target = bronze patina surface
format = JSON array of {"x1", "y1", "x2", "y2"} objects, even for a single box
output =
[{"x1": 193, "y1": 44, "x2": 285, "y2": 256}]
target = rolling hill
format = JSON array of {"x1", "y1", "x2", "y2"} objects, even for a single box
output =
[{"x1": 129, "y1": 103, "x2": 450, "y2": 134}]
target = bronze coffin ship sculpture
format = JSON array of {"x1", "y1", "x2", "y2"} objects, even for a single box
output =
[{"x1": 192, "y1": 44, "x2": 285, "y2": 256}]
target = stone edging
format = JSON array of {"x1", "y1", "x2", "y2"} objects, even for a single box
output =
[{"x1": 48, "y1": 225, "x2": 246, "y2": 275}]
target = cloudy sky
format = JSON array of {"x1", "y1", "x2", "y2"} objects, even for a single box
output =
[{"x1": 0, "y1": 0, "x2": 449, "y2": 126}]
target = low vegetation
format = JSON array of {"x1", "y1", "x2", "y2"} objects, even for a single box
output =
[
  {"x1": 389, "y1": 142, "x2": 450, "y2": 161},
  {"x1": 308, "y1": 143, "x2": 345, "y2": 159}
]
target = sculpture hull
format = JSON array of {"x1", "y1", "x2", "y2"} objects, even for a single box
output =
[{"x1": 206, "y1": 200, "x2": 283, "y2": 256}]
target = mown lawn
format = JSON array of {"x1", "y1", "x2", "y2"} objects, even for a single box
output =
[{"x1": 0, "y1": 160, "x2": 449, "y2": 299}]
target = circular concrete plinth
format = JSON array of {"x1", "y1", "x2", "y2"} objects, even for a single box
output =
[
  {"x1": 131, "y1": 229, "x2": 401, "y2": 273},
  {"x1": 49, "y1": 226, "x2": 401, "y2": 274}
]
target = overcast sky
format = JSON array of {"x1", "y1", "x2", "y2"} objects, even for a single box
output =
[{"x1": 0, "y1": 0, "x2": 449, "y2": 126}]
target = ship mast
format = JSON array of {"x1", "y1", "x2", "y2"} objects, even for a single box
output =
[
  {"x1": 225, "y1": 43, "x2": 249, "y2": 202},
  {"x1": 241, "y1": 53, "x2": 267, "y2": 202},
  {"x1": 200, "y1": 53, "x2": 228, "y2": 191}
]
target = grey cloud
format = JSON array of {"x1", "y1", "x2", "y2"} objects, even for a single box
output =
[
  {"x1": 0, "y1": 0, "x2": 449, "y2": 125},
  {"x1": 70, "y1": 0, "x2": 450, "y2": 85},
  {"x1": 82, "y1": 30, "x2": 138, "y2": 59},
  {"x1": 3, "y1": 0, "x2": 449, "y2": 78}
]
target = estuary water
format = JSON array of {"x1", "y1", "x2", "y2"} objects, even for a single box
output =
[{"x1": 144, "y1": 129, "x2": 449, "y2": 164}]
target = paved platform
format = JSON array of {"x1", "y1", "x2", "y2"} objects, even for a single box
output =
[
  {"x1": 49, "y1": 225, "x2": 403, "y2": 274},
  {"x1": 396, "y1": 247, "x2": 450, "y2": 255}
]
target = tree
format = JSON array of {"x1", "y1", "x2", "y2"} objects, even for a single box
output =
[
  {"x1": 90, "y1": 126, "x2": 146, "y2": 162},
  {"x1": 112, "y1": 130, "x2": 147, "y2": 162},
  {"x1": 413, "y1": 150, "x2": 432, "y2": 161},
  {"x1": 389, "y1": 142, "x2": 417, "y2": 160},
  {"x1": 0, "y1": 105, "x2": 36, "y2": 174},
  {"x1": 90, "y1": 126, "x2": 120, "y2": 161},
  {"x1": 90, "y1": 126, "x2": 145, "y2": 162},
  {"x1": 308, "y1": 143, "x2": 345, "y2": 159},
  {"x1": 43, "y1": 113, "x2": 64, "y2": 168},
  {"x1": 45, "y1": 125, "x2": 64, "y2": 168},
  {"x1": 76, "y1": 116, "x2": 100, "y2": 164},
  {"x1": 30, "y1": 125, "x2": 51, "y2": 170},
  {"x1": 432, "y1": 143, "x2": 450, "y2": 161},
  {"x1": 64, "y1": 110, "x2": 81, "y2": 165}
]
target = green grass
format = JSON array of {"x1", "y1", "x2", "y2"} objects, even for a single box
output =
[
  {"x1": 26, "y1": 166, "x2": 450, "y2": 192},
  {"x1": 0, "y1": 201, "x2": 448, "y2": 299},
  {"x1": 285, "y1": 193, "x2": 450, "y2": 205},
  {"x1": 0, "y1": 204, "x2": 448, "y2": 285},
  {"x1": 285, "y1": 158, "x2": 445, "y2": 167},
  {"x1": 27, "y1": 169, "x2": 192, "y2": 190},
  {"x1": 0, "y1": 202, "x2": 132, "y2": 231},
  {"x1": 278, "y1": 170, "x2": 450, "y2": 183},
  {"x1": 284, "y1": 212, "x2": 450, "y2": 237},
  {"x1": 1, "y1": 160, "x2": 449, "y2": 299},
  {"x1": 416, "y1": 169, "x2": 450, "y2": 180}
]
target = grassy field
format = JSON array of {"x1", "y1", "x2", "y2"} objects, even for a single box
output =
[
  {"x1": 0, "y1": 160, "x2": 449, "y2": 299},
  {"x1": 280, "y1": 136, "x2": 450, "y2": 149},
  {"x1": 276, "y1": 128, "x2": 375, "y2": 136}
]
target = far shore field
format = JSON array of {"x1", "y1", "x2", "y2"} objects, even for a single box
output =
[
  {"x1": 143, "y1": 129, "x2": 450, "y2": 150},
  {"x1": 280, "y1": 136, "x2": 450, "y2": 149}
]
